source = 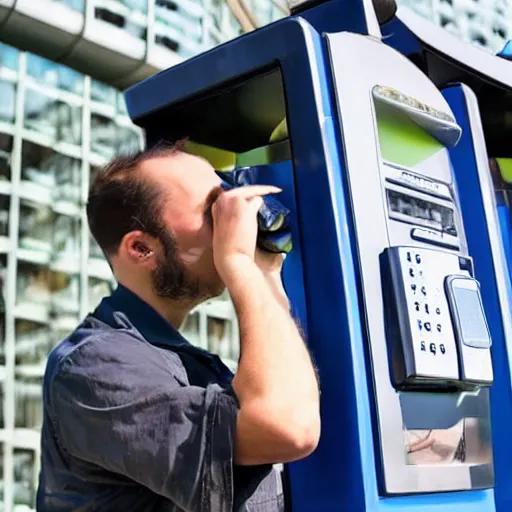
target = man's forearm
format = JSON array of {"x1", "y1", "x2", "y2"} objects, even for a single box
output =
[
  {"x1": 263, "y1": 272, "x2": 290, "y2": 311},
  {"x1": 227, "y1": 259, "x2": 320, "y2": 463}
]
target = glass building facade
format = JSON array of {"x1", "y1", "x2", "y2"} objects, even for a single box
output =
[
  {"x1": 0, "y1": 39, "x2": 243, "y2": 511},
  {"x1": 403, "y1": 0, "x2": 511, "y2": 52},
  {"x1": 0, "y1": 0, "x2": 510, "y2": 510}
]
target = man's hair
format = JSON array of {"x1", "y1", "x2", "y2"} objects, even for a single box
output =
[{"x1": 87, "y1": 141, "x2": 185, "y2": 257}]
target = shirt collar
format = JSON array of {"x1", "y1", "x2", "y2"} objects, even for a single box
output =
[
  {"x1": 96, "y1": 284, "x2": 192, "y2": 350},
  {"x1": 93, "y1": 285, "x2": 234, "y2": 382}
]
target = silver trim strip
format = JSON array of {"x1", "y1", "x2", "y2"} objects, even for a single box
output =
[
  {"x1": 411, "y1": 228, "x2": 460, "y2": 250},
  {"x1": 462, "y1": 85, "x2": 512, "y2": 367}
]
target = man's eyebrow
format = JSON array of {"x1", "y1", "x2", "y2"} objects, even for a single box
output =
[{"x1": 203, "y1": 185, "x2": 224, "y2": 216}]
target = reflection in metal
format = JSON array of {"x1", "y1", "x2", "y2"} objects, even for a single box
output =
[
  {"x1": 406, "y1": 423, "x2": 465, "y2": 464},
  {"x1": 406, "y1": 417, "x2": 493, "y2": 466},
  {"x1": 373, "y1": 85, "x2": 462, "y2": 148},
  {"x1": 401, "y1": 391, "x2": 493, "y2": 466}
]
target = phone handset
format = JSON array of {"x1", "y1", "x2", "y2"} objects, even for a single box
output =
[{"x1": 445, "y1": 275, "x2": 493, "y2": 385}]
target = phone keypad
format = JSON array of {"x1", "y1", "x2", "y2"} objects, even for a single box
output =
[
  {"x1": 406, "y1": 250, "x2": 447, "y2": 357},
  {"x1": 398, "y1": 247, "x2": 462, "y2": 382}
]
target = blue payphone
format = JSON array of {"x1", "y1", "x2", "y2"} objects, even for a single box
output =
[
  {"x1": 125, "y1": 1, "x2": 498, "y2": 510},
  {"x1": 379, "y1": 10, "x2": 512, "y2": 512}
]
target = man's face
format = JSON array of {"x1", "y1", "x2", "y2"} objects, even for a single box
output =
[{"x1": 140, "y1": 152, "x2": 225, "y2": 302}]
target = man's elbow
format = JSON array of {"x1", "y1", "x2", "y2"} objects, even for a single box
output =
[
  {"x1": 260, "y1": 402, "x2": 321, "y2": 462},
  {"x1": 236, "y1": 402, "x2": 321, "y2": 465},
  {"x1": 278, "y1": 412, "x2": 321, "y2": 460}
]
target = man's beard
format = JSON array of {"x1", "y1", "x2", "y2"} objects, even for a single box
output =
[{"x1": 151, "y1": 230, "x2": 204, "y2": 301}]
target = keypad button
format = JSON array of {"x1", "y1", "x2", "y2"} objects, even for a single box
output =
[
  {"x1": 421, "y1": 341, "x2": 426, "y2": 352},
  {"x1": 415, "y1": 254, "x2": 421, "y2": 264},
  {"x1": 436, "y1": 324, "x2": 442, "y2": 332},
  {"x1": 436, "y1": 307, "x2": 441, "y2": 315},
  {"x1": 407, "y1": 252, "x2": 412, "y2": 262},
  {"x1": 414, "y1": 301, "x2": 420, "y2": 311},
  {"x1": 409, "y1": 268, "x2": 415, "y2": 277},
  {"x1": 421, "y1": 286, "x2": 427, "y2": 295},
  {"x1": 425, "y1": 304, "x2": 429, "y2": 314},
  {"x1": 440, "y1": 344, "x2": 446, "y2": 354},
  {"x1": 418, "y1": 320, "x2": 422, "y2": 330},
  {"x1": 411, "y1": 284, "x2": 417, "y2": 292},
  {"x1": 424, "y1": 322, "x2": 431, "y2": 332},
  {"x1": 429, "y1": 343, "x2": 436, "y2": 355}
]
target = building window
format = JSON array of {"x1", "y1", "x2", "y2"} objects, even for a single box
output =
[
  {"x1": 13, "y1": 448, "x2": 37, "y2": 509},
  {"x1": 90, "y1": 113, "x2": 117, "y2": 159},
  {"x1": 155, "y1": 0, "x2": 205, "y2": 57},
  {"x1": 91, "y1": 79, "x2": 117, "y2": 106},
  {"x1": 91, "y1": 112, "x2": 142, "y2": 158},
  {"x1": 26, "y1": 54, "x2": 84, "y2": 96},
  {"x1": 93, "y1": 0, "x2": 148, "y2": 39},
  {"x1": 24, "y1": 89, "x2": 82, "y2": 146},
  {"x1": 0, "y1": 134, "x2": 13, "y2": 183},
  {"x1": 0, "y1": 81, "x2": 16, "y2": 124},
  {"x1": 0, "y1": 43, "x2": 19, "y2": 72},
  {"x1": 0, "y1": 194, "x2": 10, "y2": 240},
  {"x1": 21, "y1": 142, "x2": 81, "y2": 205}
]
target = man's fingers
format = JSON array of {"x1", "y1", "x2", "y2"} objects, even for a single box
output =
[
  {"x1": 224, "y1": 185, "x2": 282, "y2": 200},
  {"x1": 249, "y1": 196, "x2": 264, "y2": 215},
  {"x1": 211, "y1": 185, "x2": 279, "y2": 220}
]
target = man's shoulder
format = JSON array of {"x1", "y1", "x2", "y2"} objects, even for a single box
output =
[
  {"x1": 47, "y1": 316, "x2": 133, "y2": 370},
  {"x1": 45, "y1": 315, "x2": 187, "y2": 391}
]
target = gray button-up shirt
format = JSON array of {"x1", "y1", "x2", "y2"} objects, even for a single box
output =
[{"x1": 37, "y1": 285, "x2": 284, "y2": 511}]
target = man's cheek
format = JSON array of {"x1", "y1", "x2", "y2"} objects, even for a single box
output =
[
  {"x1": 180, "y1": 228, "x2": 213, "y2": 264},
  {"x1": 181, "y1": 247, "x2": 206, "y2": 264}
]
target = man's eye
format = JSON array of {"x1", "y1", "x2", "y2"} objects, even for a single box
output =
[{"x1": 203, "y1": 184, "x2": 226, "y2": 225}]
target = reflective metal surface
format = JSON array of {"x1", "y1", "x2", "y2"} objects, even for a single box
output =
[
  {"x1": 327, "y1": 32, "x2": 494, "y2": 494},
  {"x1": 373, "y1": 85, "x2": 462, "y2": 148},
  {"x1": 401, "y1": 391, "x2": 493, "y2": 466}
]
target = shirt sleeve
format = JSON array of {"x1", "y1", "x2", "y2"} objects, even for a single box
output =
[{"x1": 49, "y1": 335, "x2": 244, "y2": 512}]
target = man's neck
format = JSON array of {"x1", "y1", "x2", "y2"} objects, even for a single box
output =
[{"x1": 118, "y1": 282, "x2": 195, "y2": 329}]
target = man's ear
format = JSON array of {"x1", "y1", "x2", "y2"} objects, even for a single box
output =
[{"x1": 120, "y1": 231, "x2": 159, "y2": 268}]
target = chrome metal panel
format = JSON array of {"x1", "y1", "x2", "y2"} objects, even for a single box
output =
[
  {"x1": 326, "y1": 32, "x2": 493, "y2": 494},
  {"x1": 459, "y1": 85, "x2": 512, "y2": 373},
  {"x1": 373, "y1": 85, "x2": 462, "y2": 147}
]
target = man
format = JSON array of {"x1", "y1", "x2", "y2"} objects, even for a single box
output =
[{"x1": 36, "y1": 142, "x2": 320, "y2": 511}]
